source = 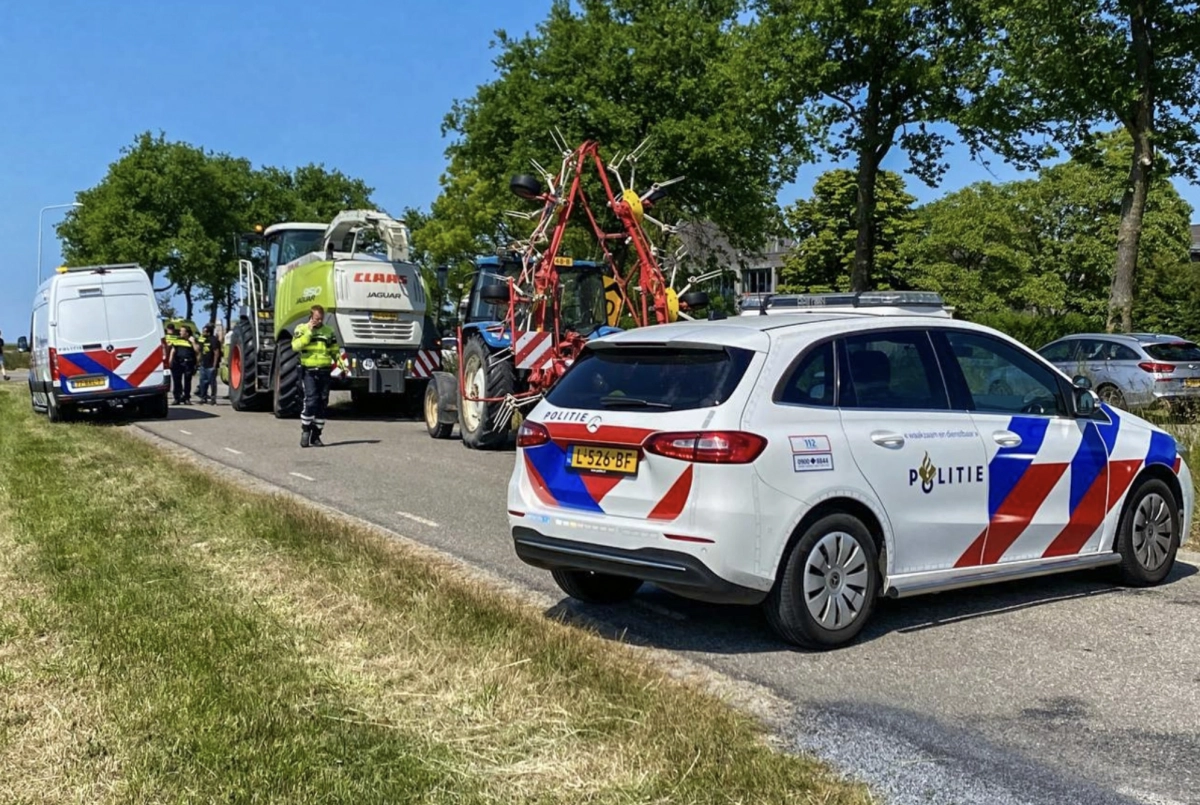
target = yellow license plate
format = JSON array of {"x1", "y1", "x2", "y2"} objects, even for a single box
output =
[
  {"x1": 1186, "y1": 379, "x2": 1200, "y2": 388},
  {"x1": 72, "y1": 377, "x2": 106, "y2": 389},
  {"x1": 371, "y1": 311, "x2": 399, "y2": 322},
  {"x1": 568, "y1": 444, "x2": 639, "y2": 475}
]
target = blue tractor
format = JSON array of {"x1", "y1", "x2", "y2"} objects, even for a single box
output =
[{"x1": 423, "y1": 253, "x2": 622, "y2": 449}]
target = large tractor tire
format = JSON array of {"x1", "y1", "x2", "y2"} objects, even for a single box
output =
[
  {"x1": 228, "y1": 321, "x2": 268, "y2": 412},
  {"x1": 272, "y1": 338, "x2": 303, "y2": 419},
  {"x1": 458, "y1": 336, "x2": 515, "y2": 450}
]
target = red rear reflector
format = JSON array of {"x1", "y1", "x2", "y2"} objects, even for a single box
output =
[
  {"x1": 644, "y1": 431, "x2": 768, "y2": 464},
  {"x1": 508, "y1": 510, "x2": 525, "y2": 518},
  {"x1": 1139, "y1": 361, "x2": 1174, "y2": 373},
  {"x1": 664, "y1": 533, "x2": 715, "y2": 544},
  {"x1": 517, "y1": 420, "x2": 551, "y2": 448}
]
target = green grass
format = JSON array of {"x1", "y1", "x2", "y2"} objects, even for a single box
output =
[
  {"x1": 1, "y1": 345, "x2": 28, "y2": 373},
  {"x1": 0, "y1": 383, "x2": 870, "y2": 805}
]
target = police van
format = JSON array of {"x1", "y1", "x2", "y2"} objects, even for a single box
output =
[{"x1": 29, "y1": 263, "x2": 170, "y2": 421}]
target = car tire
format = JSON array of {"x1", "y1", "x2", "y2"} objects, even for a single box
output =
[
  {"x1": 551, "y1": 568, "x2": 643, "y2": 604},
  {"x1": 47, "y1": 392, "x2": 63, "y2": 423},
  {"x1": 1097, "y1": 384, "x2": 1126, "y2": 409},
  {"x1": 424, "y1": 381, "x2": 453, "y2": 438},
  {"x1": 765, "y1": 513, "x2": 879, "y2": 649},
  {"x1": 1115, "y1": 478, "x2": 1179, "y2": 586}
]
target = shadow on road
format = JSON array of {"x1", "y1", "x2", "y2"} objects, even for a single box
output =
[
  {"x1": 540, "y1": 561, "x2": 1199, "y2": 654},
  {"x1": 321, "y1": 439, "x2": 383, "y2": 447}
]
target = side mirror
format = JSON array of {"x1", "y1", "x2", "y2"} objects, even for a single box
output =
[
  {"x1": 16, "y1": 336, "x2": 29, "y2": 352},
  {"x1": 1072, "y1": 374, "x2": 1092, "y2": 391},
  {"x1": 435, "y1": 264, "x2": 449, "y2": 291},
  {"x1": 1074, "y1": 387, "x2": 1098, "y2": 417}
]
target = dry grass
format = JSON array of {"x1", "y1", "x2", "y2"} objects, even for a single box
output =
[{"x1": 0, "y1": 383, "x2": 871, "y2": 805}]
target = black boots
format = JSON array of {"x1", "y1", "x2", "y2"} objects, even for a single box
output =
[{"x1": 300, "y1": 424, "x2": 324, "y2": 448}]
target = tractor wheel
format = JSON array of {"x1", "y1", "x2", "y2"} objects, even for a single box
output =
[
  {"x1": 272, "y1": 338, "x2": 303, "y2": 419},
  {"x1": 679, "y1": 291, "x2": 709, "y2": 309},
  {"x1": 424, "y1": 381, "x2": 453, "y2": 439},
  {"x1": 459, "y1": 336, "x2": 514, "y2": 450},
  {"x1": 229, "y1": 321, "x2": 268, "y2": 412}
]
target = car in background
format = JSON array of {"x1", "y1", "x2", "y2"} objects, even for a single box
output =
[{"x1": 989, "y1": 333, "x2": 1200, "y2": 411}]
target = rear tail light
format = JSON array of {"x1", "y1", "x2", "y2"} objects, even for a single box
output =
[
  {"x1": 1139, "y1": 361, "x2": 1175, "y2": 374},
  {"x1": 48, "y1": 347, "x2": 60, "y2": 382},
  {"x1": 517, "y1": 420, "x2": 551, "y2": 448},
  {"x1": 644, "y1": 431, "x2": 768, "y2": 464}
]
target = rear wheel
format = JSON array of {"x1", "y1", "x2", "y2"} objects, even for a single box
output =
[
  {"x1": 424, "y1": 381, "x2": 453, "y2": 438},
  {"x1": 551, "y1": 569, "x2": 643, "y2": 604},
  {"x1": 1115, "y1": 479, "x2": 1179, "y2": 586},
  {"x1": 459, "y1": 336, "x2": 514, "y2": 450},
  {"x1": 229, "y1": 321, "x2": 268, "y2": 412},
  {"x1": 272, "y1": 339, "x2": 302, "y2": 418},
  {"x1": 764, "y1": 513, "x2": 879, "y2": 649},
  {"x1": 47, "y1": 392, "x2": 63, "y2": 423},
  {"x1": 142, "y1": 392, "x2": 169, "y2": 419}
]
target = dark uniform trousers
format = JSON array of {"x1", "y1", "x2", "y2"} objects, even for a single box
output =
[{"x1": 301, "y1": 367, "x2": 332, "y2": 436}]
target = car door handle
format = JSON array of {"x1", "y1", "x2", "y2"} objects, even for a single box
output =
[
  {"x1": 870, "y1": 431, "x2": 905, "y2": 448},
  {"x1": 993, "y1": 431, "x2": 1022, "y2": 448}
]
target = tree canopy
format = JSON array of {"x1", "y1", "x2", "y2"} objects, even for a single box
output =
[{"x1": 56, "y1": 132, "x2": 374, "y2": 322}]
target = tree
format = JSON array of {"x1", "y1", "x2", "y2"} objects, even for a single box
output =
[
  {"x1": 427, "y1": 0, "x2": 799, "y2": 274},
  {"x1": 902, "y1": 130, "x2": 1194, "y2": 322},
  {"x1": 57, "y1": 133, "x2": 376, "y2": 325},
  {"x1": 746, "y1": 0, "x2": 985, "y2": 292},
  {"x1": 973, "y1": 0, "x2": 1200, "y2": 332},
  {"x1": 779, "y1": 169, "x2": 917, "y2": 292}
]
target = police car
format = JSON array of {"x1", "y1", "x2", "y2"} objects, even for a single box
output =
[{"x1": 507, "y1": 292, "x2": 1192, "y2": 649}]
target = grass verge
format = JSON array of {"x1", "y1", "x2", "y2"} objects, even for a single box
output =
[{"x1": 0, "y1": 384, "x2": 870, "y2": 804}]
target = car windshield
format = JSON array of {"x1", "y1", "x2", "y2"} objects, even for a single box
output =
[
  {"x1": 1144, "y1": 341, "x2": 1200, "y2": 362},
  {"x1": 546, "y1": 345, "x2": 755, "y2": 412}
]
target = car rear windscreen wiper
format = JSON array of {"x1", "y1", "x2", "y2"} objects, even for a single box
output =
[{"x1": 599, "y1": 395, "x2": 673, "y2": 409}]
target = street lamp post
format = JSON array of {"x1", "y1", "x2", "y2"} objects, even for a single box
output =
[{"x1": 37, "y1": 202, "x2": 82, "y2": 285}]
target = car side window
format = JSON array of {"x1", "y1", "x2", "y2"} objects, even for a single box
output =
[
  {"x1": 1076, "y1": 339, "x2": 1109, "y2": 362},
  {"x1": 1108, "y1": 342, "x2": 1140, "y2": 361},
  {"x1": 839, "y1": 330, "x2": 949, "y2": 410},
  {"x1": 777, "y1": 341, "x2": 834, "y2": 407},
  {"x1": 1038, "y1": 341, "x2": 1075, "y2": 362},
  {"x1": 943, "y1": 330, "x2": 1067, "y2": 416}
]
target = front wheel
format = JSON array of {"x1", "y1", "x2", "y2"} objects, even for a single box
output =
[
  {"x1": 551, "y1": 569, "x2": 643, "y2": 604},
  {"x1": 764, "y1": 513, "x2": 879, "y2": 649},
  {"x1": 1097, "y1": 384, "x2": 1126, "y2": 409},
  {"x1": 1115, "y1": 479, "x2": 1179, "y2": 586},
  {"x1": 273, "y1": 340, "x2": 302, "y2": 419},
  {"x1": 424, "y1": 382, "x2": 453, "y2": 438}
]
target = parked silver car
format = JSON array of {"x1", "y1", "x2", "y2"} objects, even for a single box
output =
[{"x1": 989, "y1": 333, "x2": 1200, "y2": 411}]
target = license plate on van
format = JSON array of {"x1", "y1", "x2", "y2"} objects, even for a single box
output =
[
  {"x1": 568, "y1": 444, "x2": 639, "y2": 475},
  {"x1": 71, "y1": 377, "x2": 106, "y2": 390}
]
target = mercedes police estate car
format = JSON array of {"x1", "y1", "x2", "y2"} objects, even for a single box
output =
[{"x1": 506, "y1": 292, "x2": 1193, "y2": 649}]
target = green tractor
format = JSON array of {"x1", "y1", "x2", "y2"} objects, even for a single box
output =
[{"x1": 226, "y1": 210, "x2": 441, "y2": 417}]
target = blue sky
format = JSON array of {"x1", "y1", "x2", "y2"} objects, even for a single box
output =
[{"x1": 2, "y1": 0, "x2": 1197, "y2": 340}]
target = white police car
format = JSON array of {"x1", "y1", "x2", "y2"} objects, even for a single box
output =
[{"x1": 507, "y1": 292, "x2": 1193, "y2": 649}]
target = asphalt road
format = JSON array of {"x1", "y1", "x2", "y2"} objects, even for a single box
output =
[{"x1": 132, "y1": 388, "x2": 1200, "y2": 805}]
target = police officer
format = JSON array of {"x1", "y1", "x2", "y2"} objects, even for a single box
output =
[
  {"x1": 168, "y1": 324, "x2": 199, "y2": 404},
  {"x1": 293, "y1": 304, "x2": 340, "y2": 447}
]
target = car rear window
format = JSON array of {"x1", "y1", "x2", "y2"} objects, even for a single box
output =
[
  {"x1": 546, "y1": 346, "x2": 755, "y2": 411},
  {"x1": 1144, "y1": 342, "x2": 1200, "y2": 362}
]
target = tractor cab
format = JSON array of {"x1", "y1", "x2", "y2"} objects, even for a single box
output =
[{"x1": 462, "y1": 254, "x2": 617, "y2": 338}]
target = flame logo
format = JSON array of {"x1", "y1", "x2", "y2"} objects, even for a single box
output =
[{"x1": 918, "y1": 452, "x2": 936, "y2": 494}]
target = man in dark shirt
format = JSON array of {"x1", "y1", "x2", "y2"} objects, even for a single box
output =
[{"x1": 197, "y1": 323, "x2": 222, "y2": 405}]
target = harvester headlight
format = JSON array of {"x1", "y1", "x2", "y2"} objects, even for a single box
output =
[{"x1": 362, "y1": 358, "x2": 376, "y2": 371}]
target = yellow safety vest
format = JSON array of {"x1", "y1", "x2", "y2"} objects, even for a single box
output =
[{"x1": 293, "y1": 323, "x2": 339, "y2": 369}]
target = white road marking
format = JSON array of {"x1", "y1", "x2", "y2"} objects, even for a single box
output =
[
  {"x1": 223, "y1": 447, "x2": 243, "y2": 455},
  {"x1": 179, "y1": 429, "x2": 192, "y2": 435},
  {"x1": 289, "y1": 472, "x2": 315, "y2": 482},
  {"x1": 1118, "y1": 786, "x2": 1189, "y2": 805},
  {"x1": 396, "y1": 511, "x2": 439, "y2": 528}
]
